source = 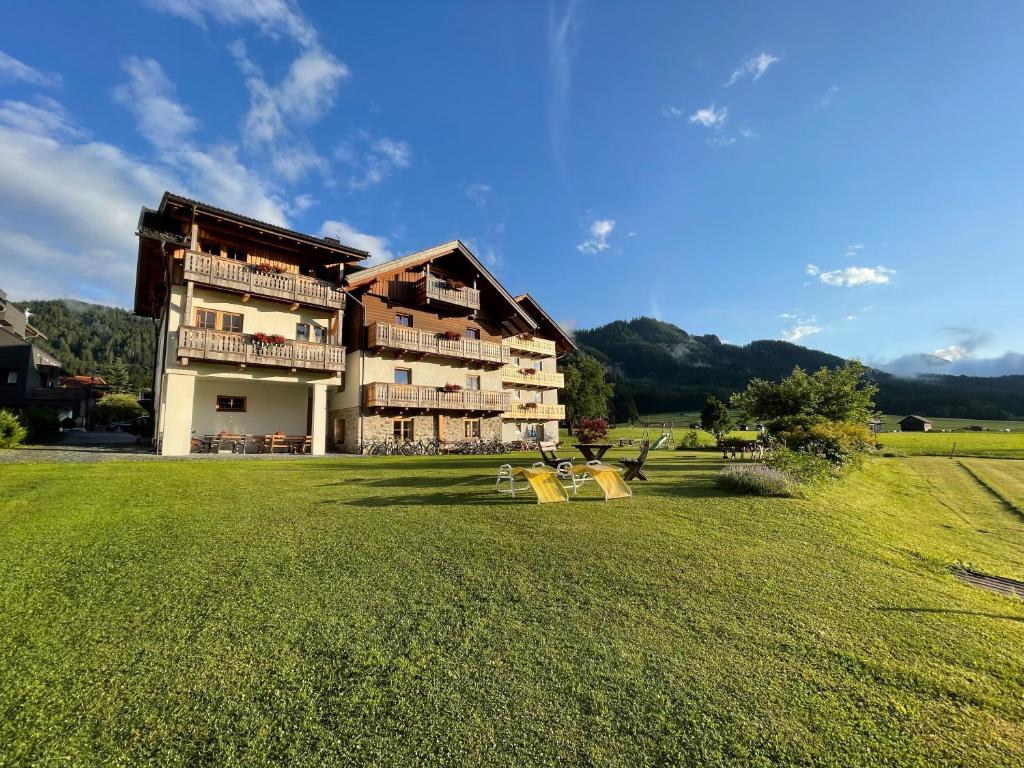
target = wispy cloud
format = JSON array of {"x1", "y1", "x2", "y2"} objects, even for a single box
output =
[
  {"x1": 321, "y1": 220, "x2": 393, "y2": 265},
  {"x1": 0, "y1": 97, "x2": 84, "y2": 140},
  {"x1": 808, "y1": 264, "x2": 895, "y2": 287},
  {"x1": 845, "y1": 243, "x2": 864, "y2": 257},
  {"x1": 338, "y1": 134, "x2": 412, "y2": 191},
  {"x1": 546, "y1": 0, "x2": 580, "y2": 172},
  {"x1": 464, "y1": 182, "x2": 492, "y2": 208},
  {"x1": 689, "y1": 103, "x2": 727, "y2": 128},
  {"x1": 779, "y1": 311, "x2": 821, "y2": 342},
  {"x1": 818, "y1": 84, "x2": 839, "y2": 108},
  {"x1": 144, "y1": 0, "x2": 318, "y2": 47},
  {"x1": 661, "y1": 104, "x2": 685, "y2": 118},
  {"x1": 113, "y1": 57, "x2": 199, "y2": 148},
  {"x1": 781, "y1": 324, "x2": 822, "y2": 343},
  {"x1": 725, "y1": 52, "x2": 781, "y2": 86},
  {"x1": 577, "y1": 218, "x2": 615, "y2": 254},
  {"x1": 0, "y1": 50, "x2": 62, "y2": 87}
]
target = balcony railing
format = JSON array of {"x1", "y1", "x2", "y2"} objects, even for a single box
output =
[
  {"x1": 501, "y1": 365, "x2": 565, "y2": 388},
  {"x1": 177, "y1": 326, "x2": 345, "y2": 374},
  {"x1": 416, "y1": 276, "x2": 481, "y2": 313},
  {"x1": 503, "y1": 402, "x2": 566, "y2": 420},
  {"x1": 363, "y1": 382, "x2": 510, "y2": 412},
  {"x1": 367, "y1": 323, "x2": 509, "y2": 366},
  {"x1": 181, "y1": 251, "x2": 345, "y2": 310},
  {"x1": 502, "y1": 335, "x2": 557, "y2": 357}
]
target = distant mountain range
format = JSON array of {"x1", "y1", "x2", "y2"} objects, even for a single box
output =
[
  {"x1": 882, "y1": 351, "x2": 1024, "y2": 378},
  {"x1": 575, "y1": 317, "x2": 1024, "y2": 421}
]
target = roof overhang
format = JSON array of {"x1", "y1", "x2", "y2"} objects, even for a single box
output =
[{"x1": 514, "y1": 293, "x2": 577, "y2": 353}]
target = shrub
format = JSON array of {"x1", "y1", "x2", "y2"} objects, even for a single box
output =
[
  {"x1": 764, "y1": 447, "x2": 833, "y2": 485},
  {"x1": 678, "y1": 429, "x2": 702, "y2": 449},
  {"x1": 717, "y1": 464, "x2": 799, "y2": 497},
  {"x1": 91, "y1": 393, "x2": 146, "y2": 426},
  {"x1": 20, "y1": 406, "x2": 61, "y2": 443},
  {"x1": 773, "y1": 420, "x2": 874, "y2": 467},
  {"x1": 573, "y1": 418, "x2": 609, "y2": 444},
  {"x1": 0, "y1": 409, "x2": 27, "y2": 448}
]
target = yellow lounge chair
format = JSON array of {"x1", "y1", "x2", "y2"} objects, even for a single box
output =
[
  {"x1": 570, "y1": 463, "x2": 633, "y2": 500},
  {"x1": 505, "y1": 465, "x2": 569, "y2": 504}
]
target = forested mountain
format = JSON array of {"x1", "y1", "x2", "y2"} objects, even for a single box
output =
[
  {"x1": 577, "y1": 317, "x2": 1024, "y2": 420},
  {"x1": 19, "y1": 299, "x2": 155, "y2": 392}
]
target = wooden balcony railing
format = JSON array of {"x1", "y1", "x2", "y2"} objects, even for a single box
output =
[
  {"x1": 502, "y1": 335, "x2": 557, "y2": 357},
  {"x1": 416, "y1": 276, "x2": 481, "y2": 312},
  {"x1": 177, "y1": 326, "x2": 345, "y2": 374},
  {"x1": 363, "y1": 382, "x2": 510, "y2": 412},
  {"x1": 367, "y1": 323, "x2": 509, "y2": 366},
  {"x1": 501, "y1": 365, "x2": 565, "y2": 388},
  {"x1": 181, "y1": 251, "x2": 345, "y2": 310},
  {"x1": 503, "y1": 402, "x2": 566, "y2": 420}
]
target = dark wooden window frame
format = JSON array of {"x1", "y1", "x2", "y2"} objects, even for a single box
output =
[{"x1": 216, "y1": 395, "x2": 247, "y2": 412}]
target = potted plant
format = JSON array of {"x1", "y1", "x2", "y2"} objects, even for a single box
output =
[
  {"x1": 440, "y1": 278, "x2": 465, "y2": 291},
  {"x1": 519, "y1": 331, "x2": 535, "y2": 341},
  {"x1": 520, "y1": 367, "x2": 537, "y2": 376},
  {"x1": 523, "y1": 402, "x2": 538, "y2": 410},
  {"x1": 573, "y1": 418, "x2": 609, "y2": 444},
  {"x1": 440, "y1": 383, "x2": 463, "y2": 393},
  {"x1": 439, "y1": 330, "x2": 462, "y2": 341}
]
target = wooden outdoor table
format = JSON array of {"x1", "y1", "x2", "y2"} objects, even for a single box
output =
[{"x1": 573, "y1": 443, "x2": 613, "y2": 462}]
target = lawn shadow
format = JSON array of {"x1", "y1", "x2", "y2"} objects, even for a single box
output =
[{"x1": 875, "y1": 606, "x2": 1024, "y2": 623}]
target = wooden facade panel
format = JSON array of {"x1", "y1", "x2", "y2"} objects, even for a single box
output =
[{"x1": 359, "y1": 292, "x2": 502, "y2": 341}]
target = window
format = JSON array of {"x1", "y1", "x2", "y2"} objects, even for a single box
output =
[
  {"x1": 396, "y1": 313, "x2": 413, "y2": 327},
  {"x1": 224, "y1": 246, "x2": 246, "y2": 262},
  {"x1": 313, "y1": 326, "x2": 326, "y2": 343},
  {"x1": 393, "y1": 417, "x2": 414, "y2": 441},
  {"x1": 394, "y1": 368, "x2": 412, "y2": 385},
  {"x1": 536, "y1": 359, "x2": 543, "y2": 371},
  {"x1": 201, "y1": 241, "x2": 220, "y2": 256},
  {"x1": 216, "y1": 395, "x2": 246, "y2": 412},
  {"x1": 525, "y1": 424, "x2": 538, "y2": 439},
  {"x1": 195, "y1": 308, "x2": 217, "y2": 329},
  {"x1": 220, "y1": 312, "x2": 243, "y2": 333},
  {"x1": 5, "y1": 370, "x2": 17, "y2": 385},
  {"x1": 464, "y1": 418, "x2": 481, "y2": 438},
  {"x1": 465, "y1": 375, "x2": 481, "y2": 390},
  {"x1": 465, "y1": 327, "x2": 480, "y2": 340},
  {"x1": 296, "y1": 323, "x2": 310, "y2": 342}
]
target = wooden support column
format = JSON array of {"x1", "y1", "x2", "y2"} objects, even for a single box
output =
[{"x1": 183, "y1": 280, "x2": 195, "y2": 326}]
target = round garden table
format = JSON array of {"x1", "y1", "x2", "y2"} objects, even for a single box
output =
[{"x1": 573, "y1": 443, "x2": 613, "y2": 462}]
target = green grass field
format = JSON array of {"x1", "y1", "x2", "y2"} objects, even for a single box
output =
[
  {"x1": 637, "y1": 412, "x2": 1024, "y2": 432},
  {"x1": 1, "y1": 450, "x2": 1023, "y2": 766},
  {"x1": 876, "y1": 431, "x2": 1024, "y2": 459}
]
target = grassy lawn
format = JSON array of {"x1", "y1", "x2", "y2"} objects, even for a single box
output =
[
  {"x1": 960, "y1": 459, "x2": 1024, "y2": 512},
  {"x1": 2, "y1": 451, "x2": 1023, "y2": 766},
  {"x1": 876, "y1": 431, "x2": 1024, "y2": 459}
]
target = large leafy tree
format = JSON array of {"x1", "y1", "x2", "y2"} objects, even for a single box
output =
[
  {"x1": 562, "y1": 352, "x2": 614, "y2": 423},
  {"x1": 700, "y1": 396, "x2": 731, "y2": 444},
  {"x1": 731, "y1": 361, "x2": 878, "y2": 428}
]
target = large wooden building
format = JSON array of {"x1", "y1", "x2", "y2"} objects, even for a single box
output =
[{"x1": 134, "y1": 193, "x2": 573, "y2": 455}]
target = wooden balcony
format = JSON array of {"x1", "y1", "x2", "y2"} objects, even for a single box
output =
[
  {"x1": 503, "y1": 402, "x2": 566, "y2": 420},
  {"x1": 502, "y1": 335, "x2": 557, "y2": 357},
  {"x1": 177, "y1": 326, "x2": 345, "y2": 374},
  {"x1": 501, "y1": 365, "x2": 565, "y2": 388},
  {"x1": 415, "y1": 276, "x2": 481, "y2": 313},
  {"x1": 367, "y1": 323, "x2": 509, "y2": 366},
  {"x1": 180, "y1": 251, "x2": 345, "y2": 310},
  {"x1": 363, "y1": 382, "x2": 510, "y2": 413}
]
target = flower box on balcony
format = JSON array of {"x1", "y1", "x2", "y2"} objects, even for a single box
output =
[
  {"x1": 440, "y1": 383, "x2": 463, "y2": 392},
  {"x1": 252, "y1": 332, "x2": 286, "y2": 346},
  {"x1": 439, "y1": 330, "x2": 462, "y2": 341}
]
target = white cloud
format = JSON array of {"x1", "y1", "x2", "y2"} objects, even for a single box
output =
[
  {"x1": 726, "y1": 52, "x2": 781, "y2": 86},
  {"x1": 113, "y1": 56, "x2": 199, "y2": 148},
  {"x1": 845, "y1": 243, "x2": 864, "y2": 257},
  {"x1": 321, "y1": 220, "x2": 392, "y2": 265},
  {"x1": 661, "y1": 105, "x2": 685, "y2": 118},
  {"x1": 706, "y1": 134, "x2": 737, "y2": 147},
  {"x1": 816, "y1": 265, "x2": 895, "y2": 287},
  {"x1": 781, "y1": 324, "x2": 822, "y2": 342},
  {"x1": 577, "y1": 218, "x2": 615, "y2": 254},
  {"x1": 818, "y1": 84, "x2": 839, "y2": 108},
  {"x1": 143, "y1": 0, "x2": 318, "y2": 46},
  {"x1": 462, "y1": 237, "x2": 500, "y2": 268},
  {"x1": 806, "y1": 264, "x2": 820, "y2": 276},
  {"x1": 0, "y1": 50, "x2": 61, "y2": 87},
  {"x1": 0, "y1": 97, "x2": 84, "y2": 140},
  {"x1": 546, "y1": 0, "x2": 580, "y2": 171},
  {"x1": 343, "y1": 136, "x2": 412, "y2": 191},
  {"x1": 464, "y1": 182, "x2": 492, "y2": 207},
  {"x1": 689, "y1": 103, "x2": 727, "y2": 128}
]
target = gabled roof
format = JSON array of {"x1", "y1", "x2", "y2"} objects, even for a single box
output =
[
  {"x1": 514, "y1": 293, "x2": 577, "y2": 353},
  {"x1": 899, "y1": 414, "x2": 932, "y2": 424},
  {"x1": 345, "y1": 240, "x2": 538, "y2": 328}
]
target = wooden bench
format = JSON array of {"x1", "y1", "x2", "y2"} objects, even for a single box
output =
[{"x1": 256, "y1": 434, "x2": 312, "y2": 454}]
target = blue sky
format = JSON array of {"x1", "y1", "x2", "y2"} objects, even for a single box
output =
[{"x1": 1, "y1": 1, "x2": 1023, "y2": 372}]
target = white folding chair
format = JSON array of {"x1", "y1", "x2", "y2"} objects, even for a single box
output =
[
  {"x1": 556, "y1": 460, "x2": 590, "y2": 495},
  {"x1": 495, "y1": 463, "x2": 529, "y2": 497}
]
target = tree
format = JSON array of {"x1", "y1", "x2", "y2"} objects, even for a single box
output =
[
  {"x1": 700, "y1": 396, "x2": 731, "y2": 444},
  {"x1": 731, "y1": 361, "x2": 878, "y2": 430},
  {"x1": 91, "y1": 393, "x2": 146, "y2": 426},
  {"x1": 562, "y1": 352, "x2": 614, "y2": 423},
  {"x1": 103, "y1": 359, "x2": 133, "y2": 394}
]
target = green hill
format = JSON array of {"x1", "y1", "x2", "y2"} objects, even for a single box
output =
[
  {"x1": 576, "y1": 317, "x2": 1024, "y2": 420},
  {"x1": 19, "y1": 299, "x2": 155, "y2": 393}
]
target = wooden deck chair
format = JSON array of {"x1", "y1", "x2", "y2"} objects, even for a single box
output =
[
  {"x1": 538, "y1": 440, "x2": 576, "y2": 469},
  {"x1": 619, "y1": 440, "x2": 651, "y2": 481},
  {"x1": 509, "y1": 465, "x2": 569, "y2": 504},
  {"x1": 574, "y1": 463, "x2": 633, "y2": 500}
]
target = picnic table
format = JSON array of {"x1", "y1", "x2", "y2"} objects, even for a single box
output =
[{"x1": 573, "y1": 443, "x2": 613, "y2": 462}]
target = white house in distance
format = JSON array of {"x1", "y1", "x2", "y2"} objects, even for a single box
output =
[{"x1": 134, "y1": 193, "x2": 575, "y2": 455}]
